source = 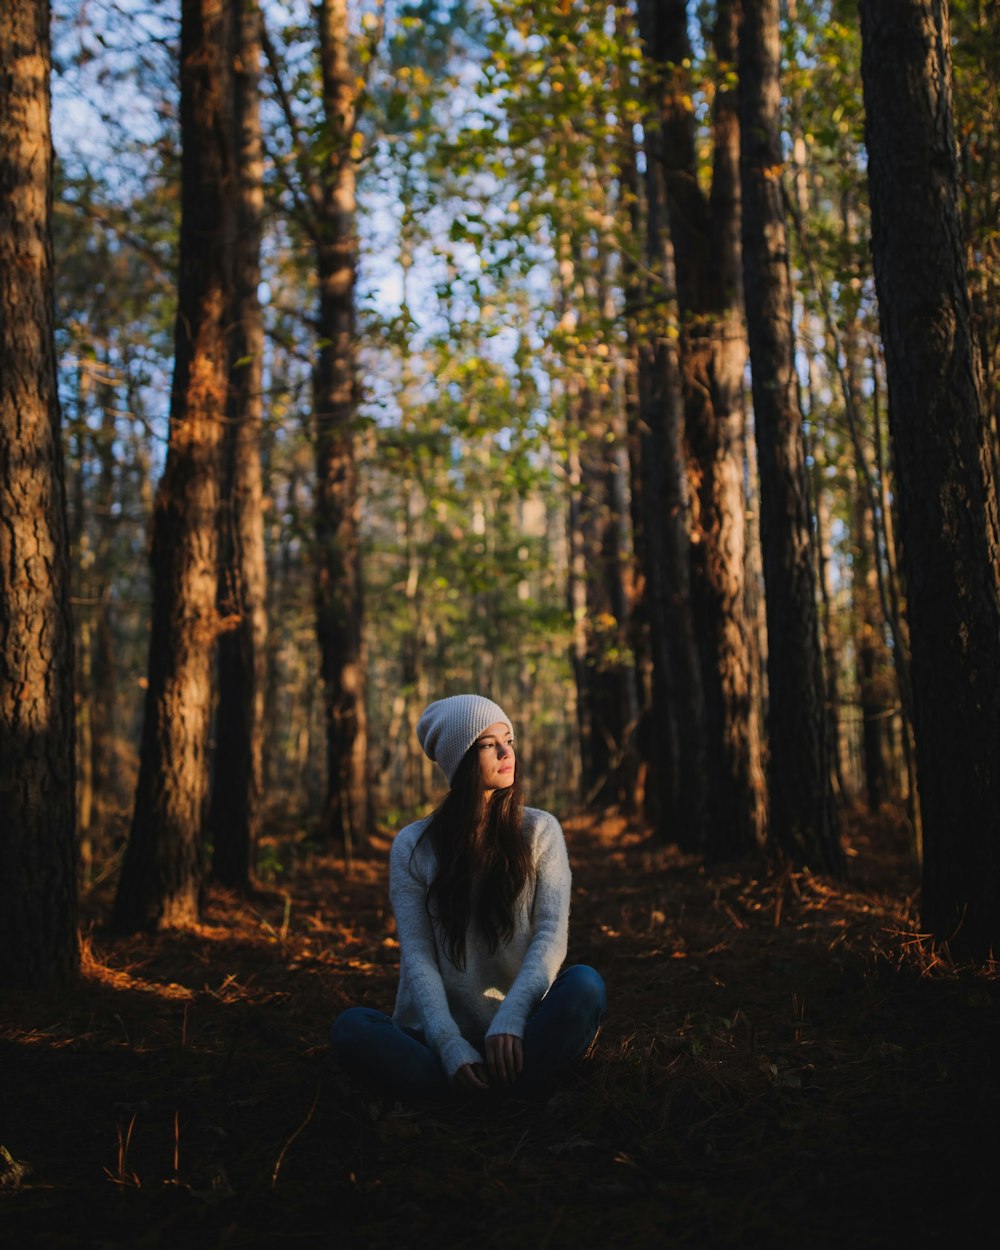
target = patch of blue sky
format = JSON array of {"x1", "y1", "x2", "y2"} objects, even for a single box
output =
[{"x1": 51, "y1": 0, "x2": 177, "y2": 184}]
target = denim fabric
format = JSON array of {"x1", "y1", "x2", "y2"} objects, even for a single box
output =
[{"x1": 330, "y1": 964, "x2": 606, "y2": 1102}]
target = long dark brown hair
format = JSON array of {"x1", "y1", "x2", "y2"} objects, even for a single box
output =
[{"x1": 416, "y1": 742, "x2": 531, "y2": 969}]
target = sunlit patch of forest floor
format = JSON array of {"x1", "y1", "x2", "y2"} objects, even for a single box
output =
[{"x1": 3, "y1": 806, "x2": 999, "y2": 1248}]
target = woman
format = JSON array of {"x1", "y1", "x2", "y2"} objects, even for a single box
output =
[{"x1": 331, "y1": 694, "x2": 605, "y2": 1101}]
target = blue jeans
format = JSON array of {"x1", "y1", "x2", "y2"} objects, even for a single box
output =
[{"x1": 330, "y1": 964, "x2": 606, "y2": 1102}]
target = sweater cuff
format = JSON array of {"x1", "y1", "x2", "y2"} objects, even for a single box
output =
[
  {"x1": 485, "y1": 1011, "x2": 526, "y2": 1041},
  {"x1": 440, "y1": 1036, "x2": 484, "y2": 1079}
]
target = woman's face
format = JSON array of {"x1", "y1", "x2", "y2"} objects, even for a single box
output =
[{"x1": 476, "y1": 721, "x2": 516, "y2": 797}]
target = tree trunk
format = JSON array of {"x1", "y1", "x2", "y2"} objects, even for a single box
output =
[
  {"x1": 558, "y1": 214, "x2": 635, "y2": 813},
  {"x1": 566, "y1": 429, "x2": 593, "y2": 789},
  {"x1": 632, "y1": 50, "x2": 707, "y2": 848},
  {"x1": 88, "y1": 359, "x2": 120, "y2": 861},
  {"x1": 814, "y1": 473, "x2": 850, "y2": 800},
  {"x1": 313, "y1": 0, "x2": 368, "y2": 852},
  {"x1": 852, "y1": 459, "x2": 889, "y2": 811},
  {"x1": 113, "y1": 0, "x2": 235, "y2": 931},
  {"x1": 0, "y1": 0, "x2": 79, "y2": 986},
  {"x1": 860, "y1": 0, "x2": 1000, "y2": 956},
  {"x1": 739, "y1": 0, "x2": 841, "y2": 872},
  {"x1": 210, "y1": 0, "x2": 267, "y2": 890},
  {"x1": 872, "y1": 360, "x2": 922, "y2": 855},
  {"x1": 614, "y1": 0, "x2": 658, "y2": 826},
  {"x1": 839, "y1": 199, "x2": 892, "y2": 811},
  {"x1": 574, "y1": 388, "x2": 634, "y2": 811},
  {"x1": 640, "y1": 0, "x2": 765, "y2": 858}
]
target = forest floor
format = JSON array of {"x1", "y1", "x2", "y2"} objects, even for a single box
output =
[{"x1": 2, "y1": 807, "x2": 998, "y2": 1249}]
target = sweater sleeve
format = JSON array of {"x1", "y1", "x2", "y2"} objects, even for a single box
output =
[
  {"x1": 389, "y1": 830, "x2": 484, "y2": 1079},
  {"x1": 485, "y1": 813, "x2": 571, "y2": 1040}
]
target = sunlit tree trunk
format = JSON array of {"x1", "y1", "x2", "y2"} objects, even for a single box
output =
[
  {"x1": 114, "y1": 0, "x2": 235, "y2": 931},
  {"x1": 210, "y1": 0, "x2": 267, "y2": 889},
  {"x1": 632, "y1": 55, "x2": 707, "y2": 847},
  {"x1": 0, "y1": 0, "x2": 79, "y2": 985},
  {"x1": 313, "y1": 0, "x2": 368, "y2": 853},
  {"x1": 860, "y1": 0, "x2": 1000, "y2": 956},
  {"x1": 641, "y1": 0, "x2": 765, "y2": 858},
  {"x1": 739, "y1": 0, "x2": 841, "y2": 873}
]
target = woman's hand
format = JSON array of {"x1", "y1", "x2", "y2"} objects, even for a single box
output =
[
  {"x1": 486, "y1": 1033, "x2": 523, "y2": 1086},
  {"x1": 453, "y1": 1062, "x2": 490, "y2": 1092}
]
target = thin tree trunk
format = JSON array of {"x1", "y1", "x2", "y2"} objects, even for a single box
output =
[
  {"x1": 616, "y1": 5, "x2": 659, "y2": 825},
  {"x1": 86, "y1": 361, "x2": 120, "y2": 872},
  {"x1": 852, "y1": 455, "x2": 889, "y2": 811},
  {"x1": 872, "y1": 357, "x2": 922, "y2": 855},
  {"x1": 743, "y1": 391, "x2": 768, "y2": 784},
  {"x1": 0, "y1": 0, "x2": 79, "y2": 985},
  {"x1": 860, "y1": 0, "x2": 1000, "y2": 955},
  {"x1": 211, "y1": 0, "x2": 267, "y2": 889},
  {"x1": 313, "y1": 0, "x2": 368, "y2": 853},
  {"x1": 788, "y1": 161, "x2": 920, "y2": 821},
  {"x1": 600, "y1": 231, "x2": 641, "y2": 812},
  {"x1": 840, "y1": 198, "x2": 891, "y2": 811},
  {"x1": 739, "y1": 0, "x2": 841, "y2": 872},
  {"x1": 578, "y1": 409, "x2": 629, "y2": 809},
  {"x1": 557, "y1": 214, "x2": 635, "y2": 812},
  {"x1": 68, "y1": 383, "x2": 93, "y2": 851},
  {"x1": 566, "y1": 422, "x2": 593, "y2": 784},
  {"x1": 814, "y1": 476, "x2": 850, "y2": 800},
  {"x1": 114, "y1": 0, "x2": 235, "y2": 931}
]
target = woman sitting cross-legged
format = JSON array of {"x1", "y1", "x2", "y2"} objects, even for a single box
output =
[{"x1": 330, "y1": 694, "x2": 606, "y2": 1101}]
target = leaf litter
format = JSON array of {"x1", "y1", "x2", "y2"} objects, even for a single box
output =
[{"x1": 1, "y1": 804, "x2": 998, "y2": 1247}]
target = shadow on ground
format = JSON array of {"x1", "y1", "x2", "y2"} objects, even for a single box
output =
[{"x1": 2, "y1": 808, "x2": 997, "y2": 1247}]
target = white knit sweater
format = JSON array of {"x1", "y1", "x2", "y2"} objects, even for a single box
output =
[{"x1": 389, "y1": 806, "x2": 571, "y2": 1079}]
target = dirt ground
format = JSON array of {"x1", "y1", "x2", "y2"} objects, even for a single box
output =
[{"x1": 2, "y1": 808, "x2": 998, "y2": 1248}]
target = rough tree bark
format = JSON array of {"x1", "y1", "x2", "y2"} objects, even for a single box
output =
[
  {"x1": 114, "y1": 0, "x2": 236, "y2": 931},
  {"x1": 0, "y1": 0, "x2": 79, "y2": 986},
  {"x1": 860, "y1": 0, "x2": 1000, "y2": 956},
  {"x1": 639, "y1": 0, "x2": 766, "y2": 858},
  {"x1": 210, "y1": 0, "x2": 267, "y2": 889},
  {"x1": 739, "y1": 0, "x2": 841, "y2": 872},
  {"x1": 313, "y1": 0, "x2": 368, "y2": 852},
  {"x1": 630, "y1": 55, "x2": 708, "y2": 848}
]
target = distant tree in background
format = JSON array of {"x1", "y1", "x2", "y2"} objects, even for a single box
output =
[
  {"x1": 739, "y1": 0, "x2": 841, "y2": 873},
  {"x1": 263, "y1": 0, "x2": 371, "y2": 853},
  {"x1": 114, "y1": 0, "x2": 236, "y2": 931},
  {"x1": 860, "y1": 0, "x2": 1000, "y2": 956},
  {"x1": 0, "y1": 0, "x2": 79, "y2": 984}
]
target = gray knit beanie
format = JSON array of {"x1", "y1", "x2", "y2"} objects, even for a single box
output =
[{"x1": 416, "y1": 694, "x2": 514, "y2": 786}]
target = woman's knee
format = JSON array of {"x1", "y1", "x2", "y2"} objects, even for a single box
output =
[
  {"x1": 558, "y1": 964, "x2": 607, "y2": 1019},
  {"x1": 330, "y1": 1005, "x2": 384, "y2": 1055}
]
